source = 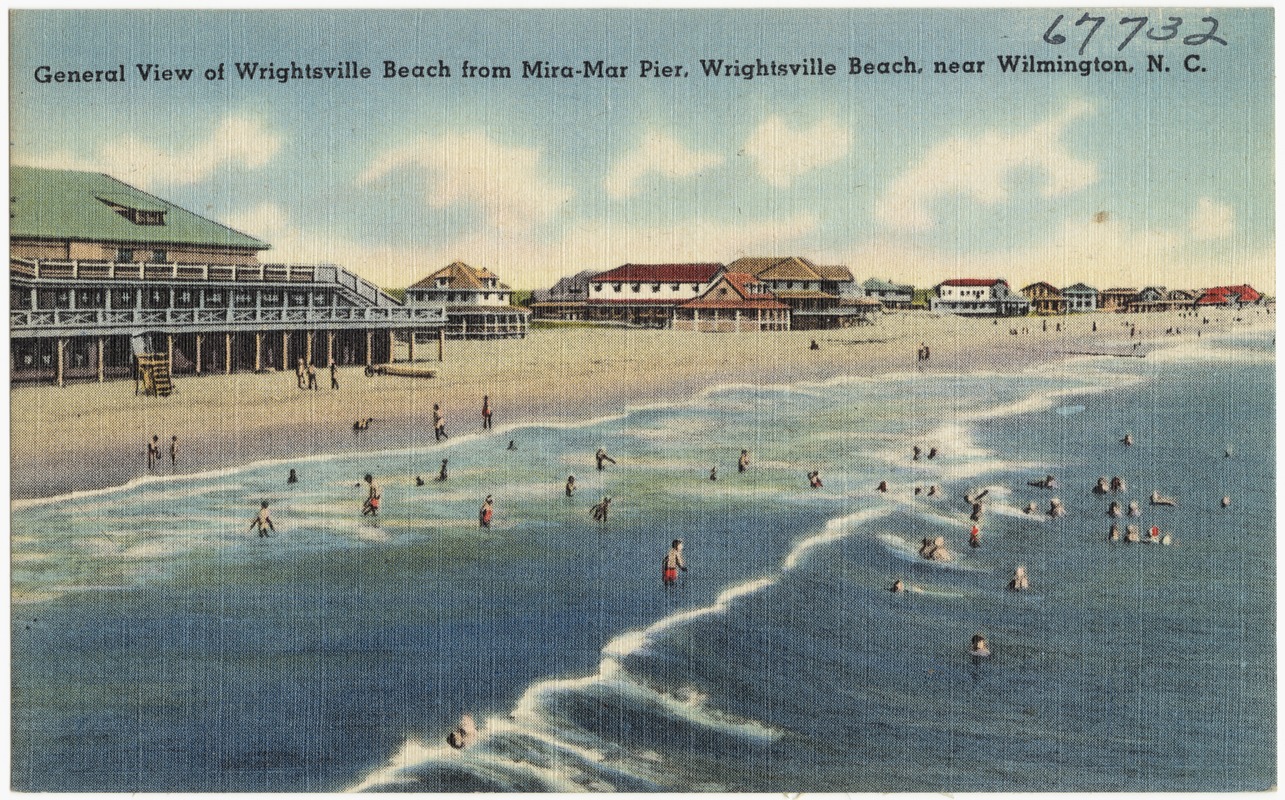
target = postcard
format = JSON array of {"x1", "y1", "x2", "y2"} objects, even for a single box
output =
[{"x1": 9, "y1": 7, "x2": 1275, "y2": 792}]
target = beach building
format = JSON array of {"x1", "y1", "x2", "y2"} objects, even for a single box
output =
[
  {"x1": 727, "y1": 256, "x2": 858, "y2": 329},
  {"x1": 1196, "y1": 284, "x2": 1262, "y2": 307},
  {"x1": 858, "y1": 277, "x2": 915, "y2": 310},
  {"x1": 930, "y1": 278, "x2": 1031, "y2": 316},
  {"x1": 671, "y1": 272, "x2": 790, "y2": 332},
  {"x1": 1098, "y1": 287, "x2": 1138, "y2": 312},
  {"x1": 10, "y1": 166, "x2": 445, "y2": 386},
  {"x1": 528, "y1": 269, "x2": 599, "y2": 321},
  {"x1": 585, "y1": 263, "x2": 724, "y2": 327},
  {"x1": 1020, "y1": 281, "x2": 1068, "y2": 315},
  {"x1": 405, "y1": 261, "x2": 529, "y2": 339},
  {"x1": 1061, "y1": 282, "x2": 1099, "y2": 312}
]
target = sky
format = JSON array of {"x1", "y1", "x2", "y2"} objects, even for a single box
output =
[{"x1": 9, "y1": 8, "x2": 1276, "y2": 292}]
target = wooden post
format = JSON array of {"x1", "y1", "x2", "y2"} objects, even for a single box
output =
[
  {"x1": 388, "y1": 330, "x2": 395, "y2": 364},
  {"x1": 407, "y1": 331, "x2": 416, "y2": 363},
  {"x1": 56, "y1": 337, "x2": 65, "y2": 387},
  {"x1": 438, "y1": 328, "x2": 445, "y2": 362},
  {"x1": 326, "y1": 331, "x2": 334, "y2": 366},
  {"x1": 365, "y1": 329, "x2": 373, "y2": 366},
  {"x1": 254, "y1": 332, "x2": 262, "y2": 372},
  {"x1": 282, "y1": 331, "x2": 289, "y2": 369},
  {"x1": 305, "y1": 331, "x2": 313, "y2": 365},
  {"x1": 166, "y1": 334, "x2": 174, "y2": 375},
  {"x1": 195, "y1": 334, "x2": 203, "y2": 374},
  {"x1": 97, "y1": 336, "x2": 105, "y2": 383},
  {"x1": 225, "y1": 332, "x2": 232, "y2": 374}
]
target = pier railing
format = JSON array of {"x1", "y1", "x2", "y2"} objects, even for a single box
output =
[
  {"x1": 11, "y1": 258, "x2": 401, "y2": 308},
  {"x1": 11, "y1": 304, "x2": 446, "y2": 337}
]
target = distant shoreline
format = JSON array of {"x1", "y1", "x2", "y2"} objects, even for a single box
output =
[{"x1": 10, "y1": 310, "x2": 1271, "y2": 500}]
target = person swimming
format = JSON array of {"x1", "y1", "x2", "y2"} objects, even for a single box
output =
[
  {"x1": 287, "y1": 468, "x2": 298, "y2": 484},
  {"x1": 1149, "y1": 490, "x2": 1176, "y2": 506},
  {"x1": 415, "y1": 475, "x2": 425, "y2": 486},
  {"x1": 1028, "y1": 474, "x2": 1056, "y2": 489},
  {"x1": 710, "y1": 466, "x2": 718, "y2": 481},
  {"x1": 1124, "y1": 524, "x2": 1140, "y2": 543},
  {"x1": 970, "y1": 634, "x2": 990, "y2": 658},
  {"x1": 438, "y1": 459, "x2": 449, "y2": 482},
  {"x1": 1128, "y1": 500, "x2": 1141, "y2": 517},
  {"x1": 1222, "y1": 496, "x2": 1231, "y2": 507},
  {"x1": 447, "y1": 714, "x2": 477, "y2": 750},
  {"x1": 808, "y1": 471, "x2": 823, "y2": 489},
  {"x1": 1024, "y1": 501, "x2": 1038, "y2": 515},
  {"x1": 590, "y1": 496, "x2": 612, "y2": 522},
  {"x1": 969, "y1": 525, "x2": 981, "y2": 548},
  {"x1": 566, "y1": 475, "x2": 577, "y2": 497},
  {"x1": 923, "y1": 535, "x2": 953, "y2": 562},
  {"x1": 1108, "y1": 522, "x2": 1120, "y2": 541},
  {"x1": 877, "y1": 480, "x2": 888, "y2": 493},
  {"x1": 1047, "y1": 498, "x2": 1065, "y2": 517},
  {"x1": 1121, "y1": 433, "x2": 1134, "y2": 446},
  {"x1": 1110, "y1": 476, "x2": 1127, "y2": 493},
  {"x1": 890, "y1": 579, "x2": 905, "y2": 593},
  {"x1": 1092, "y1": 477, "x2": 1110, "y2": 494},
  {"x1": 1108, "y1": 500, "x2": 1122, "y2": 517},
  {"x1": 1008, "y1": 566, "x2": 1029, "y2": 591},
  {"x1": 970, "y1": 501, "x2": 984, "y2": 522},
  {"x1": 926, "y1": 485, "x2": 940, "y2": 498}
]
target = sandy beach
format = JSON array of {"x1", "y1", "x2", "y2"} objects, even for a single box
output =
[{"x1": 10, "y1": 309, "x2": 1270, "y2": 499}]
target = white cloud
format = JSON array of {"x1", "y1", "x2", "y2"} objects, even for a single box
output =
[
  {"x1": 18, "y1": 115, "x2": 282, "y2": 189},
  {"x1": 877, "y1": 101, "x2": 1097, "y2": 231},
  {"x1": 603, "y1": 130, "x2": 724, "y2": 199},
  {"x1": 1189, "y1": 197, "x2": 1234, "y2": 240},
  {"x1": 359, "y1": 131, "x2": 571, "y2": 232},
  {"x1": 742, "y1": 115, "x2": 850, "y2": 187}
]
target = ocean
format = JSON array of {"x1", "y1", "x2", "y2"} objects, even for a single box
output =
[{"x1": 10, "y1": 328, "x2": 1275, "y2": 792}]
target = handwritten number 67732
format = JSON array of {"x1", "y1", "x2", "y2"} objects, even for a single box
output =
[{"x1": 1043, "y1": 14, "x2": 1227, "y2": 55}]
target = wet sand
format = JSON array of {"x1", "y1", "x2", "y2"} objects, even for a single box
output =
[{"x1": 10, "y1": 309, "x2": 1269, "y2": 499}]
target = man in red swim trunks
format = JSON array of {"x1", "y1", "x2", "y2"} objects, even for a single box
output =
[{"x1": 663, "y1": 539, "x2": 687, "y2": 588}]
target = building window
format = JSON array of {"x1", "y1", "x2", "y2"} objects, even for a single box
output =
[
  {"x1": 289, "y1": 292, "x2": 307, "y2": 307},
  {"x1": 631, "y1": 284, "x2": 641, "y2": 293},
  {"x1": 116, "y1": 248, "x2": 134, "y2": 262},
  {"x1": 593, "y1": 284, "x2": 603, "y2": 292},
  {"x1": 651, "y1": 284, "x2": 661, "y2": 293},
  {"x1": 175, "y1": 290, "x2": 196, "y2": 308},
  {"x1": 233, "y1": 289, "x2": 255, "y2": 307},
  {"x1": 77, "y1": 289, "x2": 104, "y2": 308},
  {"x1": 151, "y1": 250, "x2": 167, "y2": 263},
  {"x1": 205, "y1": 290, "x2": 225, "y2": 307},
  {"x1": 261, "y1": 291, "x2": 280, "y2": 305},
  {"x1": 612, "y1": 283, "x2": 622, "y2": 292}
]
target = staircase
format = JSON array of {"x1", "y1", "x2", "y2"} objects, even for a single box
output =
[{"x1": 136, "y1": 354, "x2": 174, "y2": 397}]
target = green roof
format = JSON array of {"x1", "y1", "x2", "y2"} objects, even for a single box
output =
[{"x1": 10, "y1": 166, "x2": 269, "y2": 251}]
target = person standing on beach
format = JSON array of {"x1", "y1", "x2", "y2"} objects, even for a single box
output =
[
  {"x1": 169, "y1": 435, "x2": 178, "y2": 468},
  {"x1": 249, "y1": 501, "x2": 275, "y2": 538},
  {"x1": 738, "y1": 449, "x2": 750, "y2": 473},
  {"x1": 481, "y1": 395, "x2": 493, "y2": 431},
  {"x1": 478, "y1": 495, "x2": 494, "y2": 528},
  {"x1": 330, "y1": 360, "x2": 339, "y2": 390},
  {"x1": 307, "y1": 362, "x2": 318, "y2": 391},
  {"x1": 437, "y1": 459, "x2": 449, "y2": 481},
  {"x1": 362, "y1": 474, "x2": 381, "y2": 516},
  {"x1": 663, "y1": 539, "x2": 687, "y2": 588},
  {"x1": 296, "y1": 358, "x2": 306, "y2": 389},
  {"x1": 147, "y1": 435, "x2": 161, "y2": 471},
  {"x1": 590, "y1": 496, "x2": 612, "y2": 523},
  {"x1": 433, "y1": 404, "x2": 449, "y2": 441},
  {"x1": 565, "y1": 475, "x2": 577, "y2": 497}
]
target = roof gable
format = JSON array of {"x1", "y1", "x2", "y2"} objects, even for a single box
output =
[
  {"x1": 10, "y1": 166, "x2": 269, "y2": 250},
  {"x1": 409, "y1": 261, "x2": 511, "y2": 291}
]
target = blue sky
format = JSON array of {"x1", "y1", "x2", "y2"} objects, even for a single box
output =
[{"x1": 10, "y1": 8, "x2": 1275, "y2": 291}]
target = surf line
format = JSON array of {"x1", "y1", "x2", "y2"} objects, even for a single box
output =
[{"x1": 347, "y1": 505, "x2": 896, "y2": 791}]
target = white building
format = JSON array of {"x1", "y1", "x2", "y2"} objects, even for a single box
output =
[
  {"x1": 930, "y1": 278, "x2": 1030, "y2": 316},
  {"x1": 406, "y1": 261, "x2": 528, "y2": 338}
]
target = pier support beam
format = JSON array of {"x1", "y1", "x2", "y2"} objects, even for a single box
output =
[
  {"x1": 56, "y1": 337, "x2": 66, "y2": 387},
  {"x1": 408, "y1": 331, "x2": 415, "y2": 363},
  {"x1": 388, "y1": 330, "x2": 395, "y2": 364},
  {"x1": 166, "y1": 334, "x2": 174, "y2": 375},
  {"x1": 97, "y1": 337, "x2": 105, "y2": 383},
  {"x1": 365, "y1": 330, "x2": 373, "y2": 367},
  {"x1": 282, "y1": 331, "x2": 290, "y2": 370},
  {"x1": 195, "y1": 334, "x2": 203, "y2": 374},
  {"x1": 254, "y1": 332, "x2": 262, "y2": 372},
  {"x1": 225, "y1": 333, "x2": 232, "y2": 375},
  {"x1": 326, "y1": 331, "x2": 334, "y2": 366},
  {"x1": 305, "y1": 331, "x2": 313, "y2": 365},
  {"x1": 438, "y1": 329, "x2": 445, "y2": 362}
]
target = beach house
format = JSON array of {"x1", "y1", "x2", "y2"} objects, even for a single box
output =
[
  {"x1": 858, "y1": 277, "x2": 915, "y2": 310},
  {"x1": 930, "y1": 278, "x2": 1031, "y2": 316},
  {"x1": 405, "y1": 261, "x2": 529, "y2": 339},
  {"x1": 529, "y1": 269, "x2": 599, "y2": 321},
  {"x1": 1020, "y1": 281, "x2": 1068, "y2": 315},
  {"x1": 585, "y1": 263, "x2": 724, "y2": 327},
  {"x1": 726, "y1": 256, "x2": 858, "y2": 329},
  {"x1": 1061, "y1": 283, "x2": 1099, "y2": 312},
  {"x1": 10, "y1": 166, "x2": 445, "y2": 386},
  {"x1": 671, "y1": 272, "x2": 790, "y2": 332},
  {"x1": 1098, "y1": 287, "x2": 1138, "y2": 312},
  {"x1": 1196, "y1": 284, "x2": 1262, "y2": 307}
]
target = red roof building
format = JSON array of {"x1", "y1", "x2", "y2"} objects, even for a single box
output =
[{"x1": 586, "y1": 263, "x2": 725, "y2": 327}]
